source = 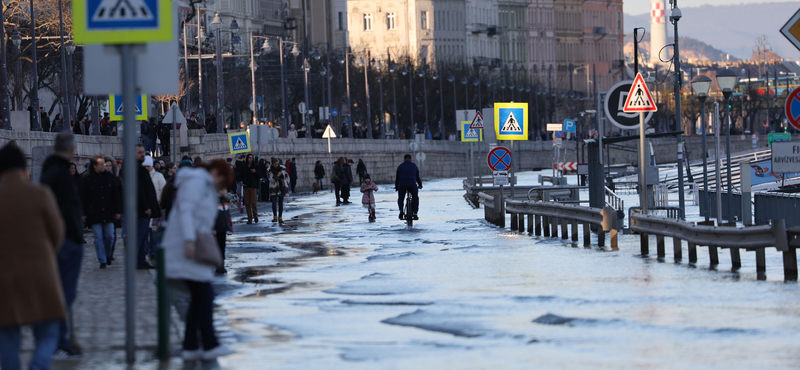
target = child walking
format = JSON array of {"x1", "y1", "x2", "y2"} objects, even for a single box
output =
[{"x1": 360, "y1": 174, "x2": 378, "y2": 222}]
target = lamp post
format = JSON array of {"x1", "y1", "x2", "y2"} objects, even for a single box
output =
[
  {"x1": 356, "y1": 53, "x2": 371, "y2": 139},
  {"x1": 389, "y1": 61, "x2": 398, "y2": 139},
  {"x1": 433, "y1": 70, "x2": 444, "y2": 139},
  {"x1": 401, "y1": 65, "x2": 413, "y2": 138},
  {"x1": 716, "y1": 68, "x2": 739, "y2": 223},
  {"x1": 486, "y1": 80, "x2": 493, "y2": 107},
  {"x1": 29, "y1": 0, "x2": 41, "y2": 131},
  {"x1": 419, "y1": 66, "x2": 429, "y2": 136},
  {"x1": 691, "y1": 74, "x2": 712, "y2": 222},
  {"x1": 0, "y1": 8, "x2": 10, "y2": 129},
  {"x1": 65, "y1": 40, "x2": 76, "y2": 132},
  {"x1": 55, "y1": 0, "x2": 71, "y2": 130},
  {"x1": 265, "y1": 38, "x2": 299, "y2": 136},
  {"x1": 210, "y1": 12, "x2": 225, "y2": 133},
  {"x1": 249, "y1": 34, "x2": 271, "y2": 126},
  {"x1": 448, "y1": 74, "x2": 457, "y2": 119},
  {"x1": 473, "y1": 78, "x2": 481, "y2": 112},
  {"x1": 320, "y1": 68, "x2": 327, "y2": 125},
  {"x1": 337, "y1": 50, "x2": 353, "y2": 138},
  {"x1": 462, "y1": 77, "x2": 469, "y2": 111},
  {"x1": 501, "y1": 81, "x2": 506, "y2": 101},
  {"x1": 11, "y1": 28, "x2": 21, "y2": 113},
  {"x1": 373, "y1": 59, "x2": 384, "y2": 138}
]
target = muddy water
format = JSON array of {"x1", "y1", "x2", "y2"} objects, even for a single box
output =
[{"x1": 212, "y1": 173, "x2": 800, "y2": 369}]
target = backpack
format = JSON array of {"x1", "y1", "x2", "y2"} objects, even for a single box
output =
[{"x1": 330, "y1": 165, "x2": 340, "y2": 183}]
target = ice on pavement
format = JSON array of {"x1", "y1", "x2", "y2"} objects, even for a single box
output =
[{"x1": 210, "y1": 171, "x2": 800, "y2": 370}]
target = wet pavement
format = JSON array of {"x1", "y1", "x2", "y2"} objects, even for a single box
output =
[{"x1": 206, "y1": 173, "x2": 800, "y2": 369}]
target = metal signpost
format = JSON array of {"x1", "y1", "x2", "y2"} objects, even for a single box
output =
[
  {"x1": 75, "y1": 0, "x2": 176, "y2": 362},
  {"x1": 488, "y1": 146, "x2": 512, "y2": 208},
  {"x1": 162, "y1": 102, "x2": 186, "y2": 164},
  {"x1": 494, "y1": 103, "x2": 528, "y2": 197},
  {"x1": 622, "y1": 73, "x2": 657, "y2": 237},
  {"x1": 714, "y1": 103, "x2": 723, "y2": 223}
]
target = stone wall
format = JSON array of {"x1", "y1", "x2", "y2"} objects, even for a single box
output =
[{"x1": 0, "y1": 128, "x2": 779, "y2": 189}]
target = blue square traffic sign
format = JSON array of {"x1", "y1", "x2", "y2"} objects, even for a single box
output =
[
  {"x1": 86, "y1": 0, "x2": 160, "y2": 30},
  {"x1": 563, "y1": 119, "x2": 576, "y2": 133}
]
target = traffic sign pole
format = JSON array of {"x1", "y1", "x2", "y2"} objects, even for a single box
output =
[
  {"x1": 510, "y1": 140, "x2": 515, "y2": 198},
  {"x1": 639, "y1": 111, "x2": 647, "y2": 216},
  {"x1": 120, "y1": 44, "x2": 138, "y2": 365}
]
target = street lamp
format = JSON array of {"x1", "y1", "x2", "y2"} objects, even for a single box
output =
[
  {"x1": 433, "y1": 70, "x2": 444, "y2": 139},
  {"x1": 500, "y1": 81, "x2": 506, "y2": 101},
  {"x1": 716, "y1": 68, "x2": 739, "y2": 223},
  {"x1": 389, "y1": 61, "x2": 398, "y2": 139},
  {"x1": 461, "y1": 77, "x2": 469, "y2": 111},
  {"x1": 210, "y1": 12, "x2": 227, "y2": 133},
  {"x1": 448, "y1": 75, "x2": 457, "y2": 119},
  {"x1": 401, "y1": 65, "x2": 414, "y2": 138},
  {"x1": 249, "y1": 33, "x2": 272, "y2": 126},
  {"x1": 337, "y1": 49, "x2": 353, "y2": 138},
  {"x1": 373, "y1": 59, "x2": 384, "y2": 138},
  {"x1": 691, "y1": 74, "x2": 712, "y2": 223},
  {"x1": 0, "y1": 8, "x2": 10, "y2": 129},
  {"x1": 29, "y1": 0, "x2": 41, "y2": 131},
  {"x1": 473, "y1": 78, "x2": 481, "y2": 111},
  {"x1": 11, "y1": 29, "x2": 21, "y2": 113},
  {"x1": 419, "y1": 66, "x2": 429, "y2": 136}
]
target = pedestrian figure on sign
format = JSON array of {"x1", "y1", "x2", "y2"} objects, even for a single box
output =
[{"x1": 360, "y1": 174, "x2": 378, "y2": 222}]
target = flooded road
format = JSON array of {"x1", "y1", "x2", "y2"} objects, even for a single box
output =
[{"x1": 212, "y1": 173, "x2": 800, "y2": 369}]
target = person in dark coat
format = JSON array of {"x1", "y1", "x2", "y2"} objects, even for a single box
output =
[
  {"x1": 288, "y1": 157, "x2": 298, "y2": 193},
  {"x1": 147, "y1": 118, "x2": 158, "y2": 155},
  {"x1": 314, "y1": 160, "x2": 325, "y2": 190},
  {"x1": 332, "y1": 157, "x2": 344, "y2": 206},
  {"x1": 341, "y1": 159, "x2": 354, "y2": 204},
  {"x1": 82, "y1": 156, "x2": 122, "y2": 268},
  {"x1": 356, "y1": 159, "x2": 367, "y2": 184},
  {"x1": 158, "y1": 120, "x2": 171, "y2": 156},
  {"x1": 257, "y1": 158, "x2": 270, "y2": 202},
  {"x1": 38, "y1": 133, "x2": 84, "y2": 357},
  {"x1": 242, "y1": 154, "x2": 261, "y2": 224},
  {"x1": 40, "y1": 107, "x2": 51, "y2": 132},
  {"x1": 127, "y1": 144, "x2": 162, "y2": 269}
]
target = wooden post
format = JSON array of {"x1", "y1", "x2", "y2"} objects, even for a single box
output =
[
  {"x1": 688, "y1": 242, "x2": 697, "y2": 263},
  {"x1": 784, "y1": 247, "x2": 798, "y2": 281},
  {"x1": 709, "y1": 246, "x2": 719, "y2": 265},
  {"x1": 535, "y1": 215, "x2": 542, "y2": 236},
  {"x1": 656, "y1": 235, "x2": 665, "y2": 258},
  {"x1": 519, "y1": 213, "x2": 525, "y2": 233},
  {"x1": 673, "y1": 238, "x2": 682, "y2": 261},
  {"x1": 551, "y1": 217, "x2": 558, "y2": 238},
  {"x1": 610, "y1": 228, "x2": 618, "y2": 250},
  {"x1": 583, "y1": 222, "x2": 591, "y2": 247},
  {"x1": 598, "y1": 229, "x2": 605, "y2": 247},
  {"x1": 560, "y1": 218, "x2": 568, "y2": 240},
  {"x1": 571, "y1": 219, "x2": 578, "y2": 242},
  {"x1": 526, "y1": 214, "x2": 533, "y2": 234},
  {"x1": 730, "y1": 247, "x2": 741, "y2": 269},
  {"x1": 543, "y1": 216, "x2": 550, "y2": 237},
  {"x1": 755, "y1": 248, "x2": 766, "y2": 273},
  {"x1": 640, "y1": 233, "x2": 649, "y2": 256},
  {"x1": 510, "y1": 213, "x2": 518, "y2": 231}
]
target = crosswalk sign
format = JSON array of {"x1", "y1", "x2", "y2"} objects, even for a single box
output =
[
  {"x1": 73, "y1": 0, "x2": 173, "y2": 44},
  {"x1": 228, "y1": 131, "x2": 251, "y2": 154},
  {"x1": 469, "y1": 111, "x2": 484, "y2": 130},
  {"x1": 108, "y1": 94, "x2": 148, "y2": 121},
  {"x1": 622, "y1": 73, "x2": 657, "y2": 113},
  {"x1": 494, "y1": 103, "x2": 528, "y2": 141},
  {"x1": 461, "y1": 121, "x2": 482, "y2": 142}
]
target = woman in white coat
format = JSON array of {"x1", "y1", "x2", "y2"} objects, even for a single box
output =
[{"x1": 162, "y1": 159, "x2": 235, "y2": 361}]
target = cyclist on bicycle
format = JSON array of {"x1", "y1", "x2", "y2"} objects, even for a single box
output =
[{"x1": 395, "y1": 154, "x2": 423, "y2": 220}]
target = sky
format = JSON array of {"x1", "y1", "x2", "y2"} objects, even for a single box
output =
[{"x1": 625, "y1": 0, "x2": 798, "y2": 15}]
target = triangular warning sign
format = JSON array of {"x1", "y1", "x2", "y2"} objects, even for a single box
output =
[
  {"x1": 116, "y1": 100, "x2": 142, "y2": 114},
  {"x1": 465, "y1": 128, "x2": 478, "y2": 138},
  {"x1": 233, "y1": 138, "x2": 247, "y2": 150},
  {"x1": 501, "y1": 112, "x2": 522, "y2": 132},
  {"x1": 470, "y1": 111, "x2": 484, "y2": 129},
  {"x1": 622, "y1": 73, "x2": 657, "y2": 113},
  {"x1": 322, "y1": 125, "x2": 337, "y2": 139},
  {"x1": 92, "y1": 0, "x2": 154, "y2": 22}
]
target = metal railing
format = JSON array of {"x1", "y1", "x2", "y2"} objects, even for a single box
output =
[
  {"x1": 604, "y1": 186, "x2": 624, "y2": 211},
  {"x1": 754, "y1": 192, "x2": 800, "y2": 228},
  {"x1": 478, "y1": 192, "x2": 505, "y2": 227},
  {"x1": 630, "y1": 213, "x2": 796, "y2": 280},
  {"x1": 505, "y1": 199, "x2": 618, "y2": 249}
]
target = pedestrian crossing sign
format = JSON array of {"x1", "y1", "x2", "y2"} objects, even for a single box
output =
[
  {"x1": 73, "y1": 0, "x2": 173, "y2": 44},
  {"x1": 228, "y1": 131, "x2": 251, "y2": 154},
  {"x1": 461, "y1": 121, "x2": 482, "y2": 142},
  {"x1": 622, "y1": 73, "x2": 657, "y2": 113},
  {"x1": 494, "y1": 103, "x2": 528, "y2": 141},
  {"x1": 108, "y1": 94, "x2": 148, "y2": 121}
]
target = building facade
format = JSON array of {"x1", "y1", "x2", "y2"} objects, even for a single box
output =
[
  {"x1": 554, "y1": 0, "x2": 584, "y2": 94},
  {"x1": 582, "y1": 0, "x2": 624, "y2": 92},
  {"x1": 527, "y1": 0, "x2": 556, "y2": 89}
]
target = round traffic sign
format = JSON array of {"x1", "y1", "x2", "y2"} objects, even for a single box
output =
[
  {"x1": 785, "y1": 86, "x2": 800, "y2": 131},
  {"x1": 331, "y1": 108, "x2": 339, "y2": 117},
  {"x1": 415, "y1": 152, "x2": 427, "y2": 163},
  {"x1": 487, "y1": 146, "x2": 511, "y2": 171},
  {"x1": 604, "y1": 80, "x2": 654, "y2": 130},
  {"x1": 409, "y1": 142, "x2": 419, "y2": 152}
]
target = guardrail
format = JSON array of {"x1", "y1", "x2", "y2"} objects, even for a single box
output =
[
  {"x1": 630, "y1": 213, "x2": 796, "y2": 280},
  {"x1": 478, "y1": 192, "x2": 505, "y2": 227},
  {"x1": 505, "y1": 200, "x2": 618, "y2": 249},
  {"x1": 464, "y1": 179, "x2": 541, "y2": 208},
  {"x1": 526, "y1": 185, "x2": 585, "y2": 202},
  {"x1": 605, "y1": 186, "x2": 624, "y2": 211}
]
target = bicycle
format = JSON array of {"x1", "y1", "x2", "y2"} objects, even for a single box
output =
[{"x1": 404, "y1": 190, "x2": 413, "y2": 229}]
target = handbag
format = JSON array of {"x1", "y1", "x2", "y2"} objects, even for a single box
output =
[{"x1": 194, "y1": 232, "x2": 223, "y2": 267}]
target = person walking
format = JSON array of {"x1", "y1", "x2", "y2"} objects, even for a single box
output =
[
  {"x1": 314, "y1": 160, "x2": 325, "y2": 190},
  {"x1": 356, "y1": 159, "x2": 367, "y2": 184},
  {"x1": 288, "y1": 158, "x2": 298, "y2": 194},
  {"x1": 241, "y1": 154, "x2": 261, "y2": 224},
  {"x1": 39, "y1": 133, "x2": 85, "y2": 359},
  {"x1": 360, "y1": 174, "x2": 378, "y2": 222},
  {"x1": 82, "y1": 156, "x2": 122, "y2": 269},
  {"x1": 162, "y1": 160, "x2": 235, "y2": 361},
  {"x1": 331, "y1": 157, "x2": 344, "y2": 206},
  {"x1": 214, "y1": 187, "x2": 233, "y2": 275},
  {"x1": 341, "y1": 159, "x2": 354, "y2": 204},
  {"x1": 130, "y1": 144, "x2": 161, "y2": 269},
  {"x1": 104, "y1": 156, "x2": 123, "y2": 262},
  {"x1": 52, "y1": 114, "x2": 65, "y2": 132},
  {"x1": 144, "y1": 156, "x2": 166, "y2": 262},
  {"x1": 158, "y1": 120, "x2": 170, "y2": 157},
  {"x1": 0, "y1": 144, "x2": 66, "y2": 370},
  {"x1": 267, "y1": 158, "x2": 289, "y2": 224},
  {"x1": 40, "y1": 107, "x2": 51, "y2": 132}
]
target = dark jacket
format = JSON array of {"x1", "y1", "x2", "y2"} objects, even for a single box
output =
[
  {"x1": 214, "y1": 195, "x2": 232, "y2": 234},
  {"x1": 331, "y1": 163, "x2": 342, "y2": 184},
  {"x1": 287, "y1": 161, "x2": 298, "y2": 180},
  {"x1": 242, "y1": 162, "x2": 261, "y2": 188},
  {"x1": 356, "y1": 160, "x2": 367, "y2": 176},
  {"x1": 314, "y1": 163, "x2": 325, "y2": 179},
  {"x1": 342, "y1": 163, "x2": 354, "y2": 185},
  {"x1": 82, "y1": 171, "x2": 122, "y2": 225},
  {"x1": 40, "y1": 155, "x2": 84, "y2": 244},
  {"x1": 395, "y1": 161, "x2": 422, "y2": 189},
  {"x1": 130, "y1": 164, "x2": 161, "y2": 219}
]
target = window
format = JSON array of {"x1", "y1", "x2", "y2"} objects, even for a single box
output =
[
  {"x1": 387, "y1": 12, "x2": 396, "y2": 30},
  {"x1": 420, "y1": 11, "x2": 428, "y2": 30},
  {"x1": 617, "y1": 11, "x2": 621, "y2": 30},
  {"x1": 338, "y1": 12, "x2": 344, "y2": 30},
  {"x1": 363, "y1": 13, "x2": 373, "y2": 31}
]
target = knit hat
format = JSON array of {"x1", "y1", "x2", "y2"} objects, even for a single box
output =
[
  {"x1": 0, "y1": 144, "x2": 25, "y2": 174},
  {"x1": 364, "y1": 173, "x2": 370, "y2": 180},
  {"x1": 142, "y1": 156, "x2": 154, "y2": 167}
]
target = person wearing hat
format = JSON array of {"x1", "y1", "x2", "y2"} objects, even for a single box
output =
[
  {"x1": 360, "y1": 174, "x2": 378, "y2": 222},
  {"x1": 179, "y1": 155, "x2": 193, "y2": 169},
  {"x1": 144, "y1": 156, "x2": 166, "y2": 262},
  {"x1": 0, "y1": 143, "x2": 66, "y2": 369}
]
